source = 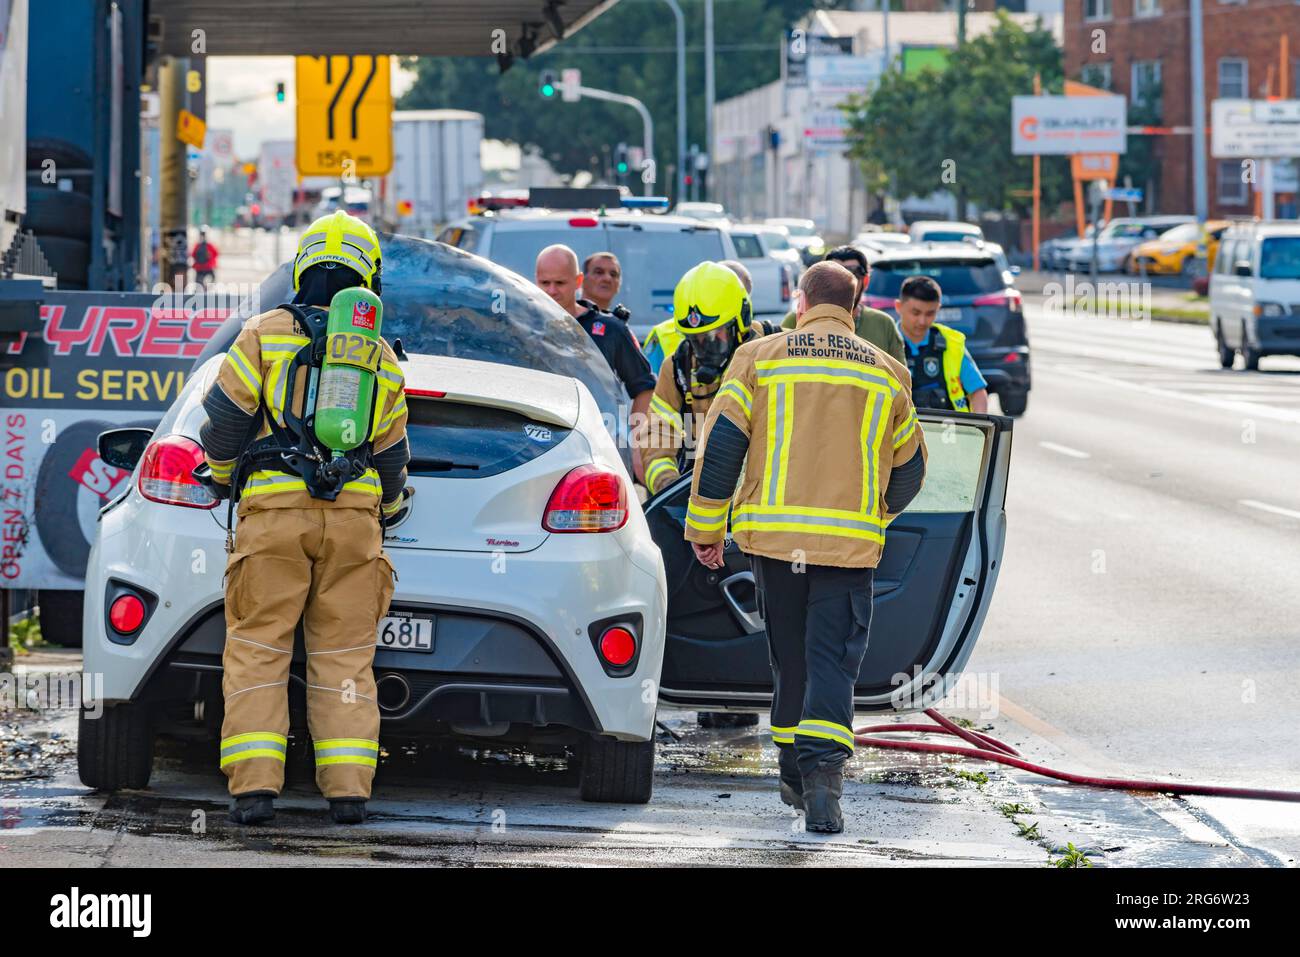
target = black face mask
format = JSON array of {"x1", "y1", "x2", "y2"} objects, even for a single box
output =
[
  {"x1": 689, "y1": 327, "x2": 737, "y2": 384},
  {"x1": 294, "y1": 262, "x2": 370, "y2": 307}
]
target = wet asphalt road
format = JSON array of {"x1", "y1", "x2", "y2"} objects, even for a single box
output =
[{"x1": 976, "y1": 302, "x2": 1300, "y2": 865}]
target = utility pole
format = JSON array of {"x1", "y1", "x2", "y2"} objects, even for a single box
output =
[
  {"x1": 957, "y1": 0, "x2": 967, "y2": 47},
  {"x1": 574, "y1": 83, "x2": 657, "y2": 195},
  {"x1": 661, "y1": 0, "x2": 687, "y2": 204},
  {"x1": 704, "y1": 0, "x2": 715, "y2": 200},
  {"x1": 1189, "y1": 0, "x2": 1209, "y2": 220},
  {"x1": 159, "y1": 56, "x2": 189, "y2": 286}
]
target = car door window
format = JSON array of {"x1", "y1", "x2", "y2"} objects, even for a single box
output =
[
  {"x1": 906, "y1": 422, "x2": 986, "y2": 513},
  {"x1": 732, "y1": 235, "x2": 763, "y2": 259}
]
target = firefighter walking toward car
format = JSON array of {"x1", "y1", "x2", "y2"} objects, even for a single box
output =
[
  {"x1": 684, "y1": 261, "x2": 928, "y2": 833},
  {"x1": 640, "y1": 260, "x2": 766, "y2": 497},
  {"x1": 199, "y1": 211, "x2": 411, "y2": 826}
]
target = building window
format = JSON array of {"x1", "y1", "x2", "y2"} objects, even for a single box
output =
[
  {"x1": 1081, "y1": 62, "x2": 1113, "y2": 91},
  {"x1": 1134, "y1": 0, "x2": 1161, "y2": 16},
  {"x1": 1131, "y1": 60, "x2": 1162, "y2": 119},
  {"x1": 1218, "y1": 58, "x2": 1248, "y2": 99},
  {"x1": 1085, "y1": 0, "x2": 1112, "y2": 21},
  {"x1": 1217, "y1": 160, "x2": 1249, "y2": 206}
]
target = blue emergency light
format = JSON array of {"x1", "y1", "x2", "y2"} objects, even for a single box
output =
[{"x1": 620, "y1": 196, "x2": 670, "y2": 209}]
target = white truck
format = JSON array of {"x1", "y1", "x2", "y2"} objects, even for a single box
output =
[{"x1": 384, "y1": 109, "x2": 483, "y2": 237}]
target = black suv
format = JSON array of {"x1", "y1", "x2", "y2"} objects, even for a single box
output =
[{"x1": 863, "y1": 244, "x2": 1031, "y2": 416}]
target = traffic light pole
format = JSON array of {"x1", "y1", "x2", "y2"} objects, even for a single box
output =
[{"x1": 575, "y1": 85, "x2": 656, "y2": 196}]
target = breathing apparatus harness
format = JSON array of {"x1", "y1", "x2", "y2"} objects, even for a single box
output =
[{"x1": 204, "y1": 301, "x2": 382, "y2": 550}]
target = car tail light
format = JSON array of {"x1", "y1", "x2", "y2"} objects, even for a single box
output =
[
  {"x1": 138, "y1": 435, "x2": 219, "y2": 509},
  {"x1": 973, "y1": 290, "x2": 1022, "y2": 313},
  {"x1": 864, "y1": 295, "x2": 894, "y2": 310},
  {"x1": 598, "y1": 626, "x2": 637, "y2": 667},
  {"x1": 543, "y1": 465, "x2": 628, "y2": 532},
  {"x1": 568, "y1": 216, "x2": 599, "y2": 227},
  {"x1": 1003, "y1": 351, "x2": 1022, "y2": 363},
  {"x1": 109, "y1": 594, "x2": 146, "y2": 634},
  {"x1": 406, "y1": 388, "x2": 447, "y2": 398}
]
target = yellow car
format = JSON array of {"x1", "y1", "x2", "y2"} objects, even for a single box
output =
[{"x1": 1130, "y1": 220, "x2": 1229, "y2": 275}]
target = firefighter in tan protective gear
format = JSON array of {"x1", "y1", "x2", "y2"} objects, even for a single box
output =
[
  {"x1": 640, "y1": 261, "x2": 765, "y2": 497},
  {"x1": 684, "y1": 260, "x2": 928, "y2": 834},
  {"x1": 199, "y1": 211, "x2": 411, "y2": 825}
]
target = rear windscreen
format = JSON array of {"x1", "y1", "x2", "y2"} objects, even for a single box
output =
[
  {"x1": 488, "y1": 226, "x2": 611, "y2": 281},
  {"x1": 405, "y1": 398, "x2": 572, "y2": 479},
  {"x1": 866, "y1": 259, "x2": 1004, "y2": 297}
]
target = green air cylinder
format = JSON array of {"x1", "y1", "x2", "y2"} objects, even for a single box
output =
[{"x1": 313, "y1": 287, "x2": 384, "y2": 453}]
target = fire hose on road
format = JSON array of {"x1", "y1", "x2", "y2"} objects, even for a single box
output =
[{"x1": 856, "y1": 709, "x2": 1300, "y2": 803}]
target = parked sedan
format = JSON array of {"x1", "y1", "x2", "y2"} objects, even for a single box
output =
[
  {"x1": 1063, "y1": 216, "x2": 1195, "y2": 273},
  {"x1": 1129, "y1": 220, "x2": 1229, "y2": 276},
  {"x1": 765, "y1": 217, "x2": 827, "y2": 265}
]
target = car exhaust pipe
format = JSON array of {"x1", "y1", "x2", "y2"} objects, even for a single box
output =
[{"x1": 376, "y1": 673, "x2": 411, "y2": 713}]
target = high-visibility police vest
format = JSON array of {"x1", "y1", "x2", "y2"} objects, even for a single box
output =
[
  {"x1": 909, "y1": 322, "x2": 970, "y2": 413},
  {"x1": 643, "y1": 317, "x2": 685, "y2": 373}
]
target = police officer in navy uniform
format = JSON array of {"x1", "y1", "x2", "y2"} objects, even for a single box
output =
[
  {"x1": 894, "y1": 275, "x2": 988, "y2": 414},
  {"x1": 536, "y1": 244, "x2": 655, "y2": 482}
]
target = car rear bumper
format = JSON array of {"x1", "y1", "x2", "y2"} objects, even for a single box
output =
[
  {"x1": 970, "y1": 346, "x2": 1032, "y2": 395},
  {"x1": 85, "y1": 495, "x2": 667, "y2": 743}
]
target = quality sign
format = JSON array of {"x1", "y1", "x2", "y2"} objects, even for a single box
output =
[{"x1": 1012, "y1": 95, "x2": 1127, "y2": 156}]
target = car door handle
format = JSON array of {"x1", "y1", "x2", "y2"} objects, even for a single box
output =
[{"x1": 720, "y1": 571, "x2": 765, "y2": 634}]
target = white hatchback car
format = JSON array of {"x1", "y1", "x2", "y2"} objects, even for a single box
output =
[{"x1": 82, "y1": 353, "x2": 667, "y2": 802}]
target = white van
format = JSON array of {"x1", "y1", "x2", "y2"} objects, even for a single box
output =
[{"x1": 1209, "y1": 222, "x2": 1300, "y2": 370}]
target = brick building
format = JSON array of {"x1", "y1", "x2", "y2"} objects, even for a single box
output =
[{"x1": 1064, "y1": 0, "x2": 1300, "y2": 218}]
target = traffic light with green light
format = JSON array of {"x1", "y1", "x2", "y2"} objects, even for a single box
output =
[
  {"x1": 539, "y1": 70, "x2": 557, "y2": 99},
  {"x1": 615, "y1": 142, "x2": 629, "y2": 176},
  {"x1": 275, "y1": 82, "x2": 285, "y2": 103}
]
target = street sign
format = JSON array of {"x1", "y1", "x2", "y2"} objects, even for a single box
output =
[
  {"x1": 177, "y1": 108, "x2": 206, "y2": 149},
  {"x1": 1071, "y1": 152, "x2": 1118, "y2": 180},
  {"x1": 561, "y1": 68, "x2": 581, "y2": 102},
  {"x1": 1212, "y1": 98, "x2": 1300, "y2": 158},
  {"x1": 1012, "y1": 95, "x2": 1127, "y2": 155},
  {"x1": 1104, "y1": 186, "x2": 1143, "y2": 202},
  {"x1": 785, "y1": 33, "x2": 852, "y2": 89},
  {"x1": 295, "y1": 54, "x2": 393, "y2": 177},
  {"x1": 808, "y1": 56, "x2": 879, "y2": 99},
  {"x1": 803, "y1": 109, "x2": 849, "y2": 149}
]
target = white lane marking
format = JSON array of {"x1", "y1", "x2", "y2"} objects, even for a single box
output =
[
  {"x1": 1046, "y1": 364, "x2": 1300, "y2": 424},
  {"x1": 1038, "y1": 441, "x2": 1091, "y2": 459},
  {"x1": 1239, "y1": 499, "x2": 1300, "y2": 521}
]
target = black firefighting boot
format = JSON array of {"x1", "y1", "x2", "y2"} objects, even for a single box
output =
[
  {"x1": 801, "y1": 762, "x2": 844, "y2": 834},
  {"x1": 329, "y1": 798, "x2": 367, "y2": 825},
  {"x1": 778, "y1": 747, "x2": 804, "y2": 810},
  {"x1": 229, "y1": 791, "x2": 276, "y2": 825}
]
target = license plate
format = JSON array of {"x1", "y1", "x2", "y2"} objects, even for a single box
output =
[
  {"x1": 377, "y1": 614, "x2": 434, "y2": 653},
  {"x1": 938, "y1": 307, "x2": 964, "y2": 321}
]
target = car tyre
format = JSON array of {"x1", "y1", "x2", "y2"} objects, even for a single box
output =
[
  {"x1": 1214, "y1": 326, "x2": 1235, "y2": 369},
  {"x1": 998, "y1": 390, "x2": 1029, "y2": 417},
  {"x1": 1242, "y1": 340, "x2": 1262, "y2": 371},
  {"x1": 576, "y1": 733, "x2": 654, "y2": 804},
  {"x1": 38, "y1": 590, "x2": 84, "y2": 647},
  {"x1": 78, "y1": 702, "x2": 155, "y2": 791}
]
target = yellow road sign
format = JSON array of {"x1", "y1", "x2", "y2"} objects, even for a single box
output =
[
  {"x1": 296, "y1": 55, "x2": 393, "y2": 177},
  {"x1": 177, "y1": 109, "x2": 207, "y2": 149}
]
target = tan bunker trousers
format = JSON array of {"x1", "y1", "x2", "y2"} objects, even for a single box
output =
[{"x1": 220, "y1": 506, "x2": 396, "y2": 800}]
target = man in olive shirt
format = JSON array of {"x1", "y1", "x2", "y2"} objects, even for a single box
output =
[{"x1": 782, "y1": 246, "x2": 905, "y2": 364}]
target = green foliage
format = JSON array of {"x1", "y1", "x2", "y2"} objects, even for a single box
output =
[
  {"x1": 1050, "y1": 842, "x2": 1094, "y2": 868},
  {"x1": 843, "y1": 11, "x2": 1068, "y2": 214},
  {"x1": 8, "y1": 615, "x2": 42, "y2": 654},
  {"x1": 399, "y1": 1, "x2": 851, "y2": 191}
]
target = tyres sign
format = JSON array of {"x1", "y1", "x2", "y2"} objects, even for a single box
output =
[{"x1": 1, "y1": 290, "x2": 229, "y2": 587}]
